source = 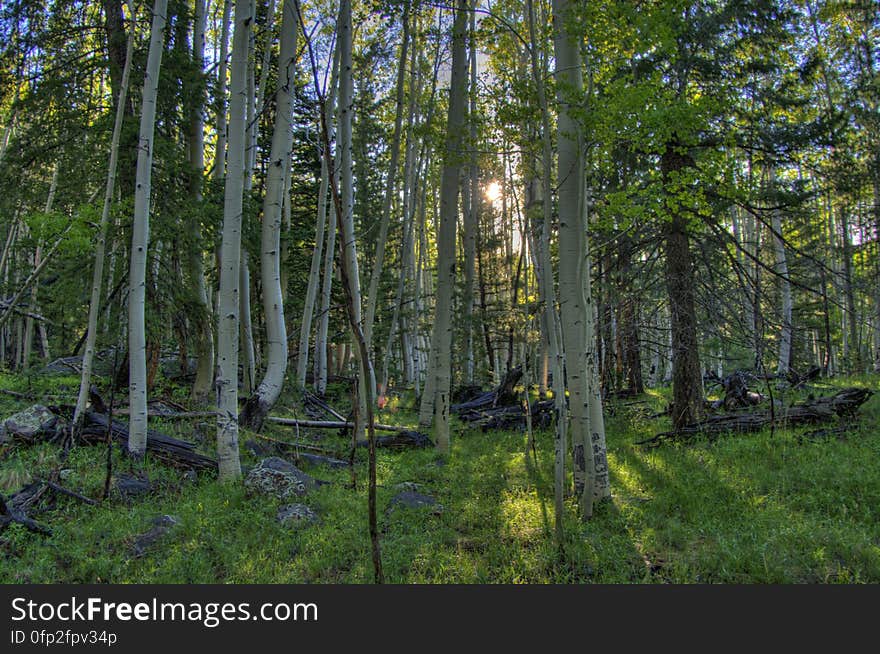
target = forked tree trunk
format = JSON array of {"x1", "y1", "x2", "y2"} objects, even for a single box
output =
[
  {"x1": 127, "y1": 0, "x2": 167, "y2": 458},
  {"x1": 215, "y1": 0, "x2": 251, "y2": 481},
  {"x1": 241, "y1": 0, "x2": 298, "y2": 430}
]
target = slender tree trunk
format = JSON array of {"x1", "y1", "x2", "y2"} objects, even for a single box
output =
[
  {"x1": 363, "y1": 0, "x2": 410, "y2": 367},
  {"x1": 527, "y1": 0, "x2": 567, "y2": 539},
  {"x1": 127, "y1": 0, "x2": 167, "y2": 458},
  {"x1": 419, "y1": 0, "x2": 467, "y2": 452},
  {"x1": 216, "y1": 0, "x2": 251, "y2": 481},
  {"x1": 241, "y1": 0, "x2": 298, "y2": 430},
  {"x1": 336, "y1": 0, "x2": 368, "y2": 440},
  {"x1": 189, "y1": 0, "x2": 215, "y2": 405},
  {"x1": 297, "y1": 44, "x2": 339, "y2": 389},
  {"x1": 23, "y1": 165, "x2": 58, "y2": 370},
  {"x1": 213, "y1": 0, "x2": 233, "y2": 180},
  {"x1": 553, "y1": 0, "x2": 598, "y2": 518},
  {"x1": 462, "y1": 3, "x2": 478, "y2": 384},
  {"x1": 769, "y1": 170, "x2": 792, "y2": 376}
]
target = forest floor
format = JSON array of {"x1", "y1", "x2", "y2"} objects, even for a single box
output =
[{"x1": 0, "y1": 370, "x2": 878, "y2": 583}]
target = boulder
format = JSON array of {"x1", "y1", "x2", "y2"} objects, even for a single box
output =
[
  {"x1": 387, "y1": 490, "x2": 443, "y2": 516},
  {"x1": 113, "y1": 473, "x2": 154, "y2": 500},
  {"x1": 131, "y1": 515, "x2": 180, "y2": 557},
  {"x1": 276, "y1": 503, "x2": 318, "y2": 526},
  {"x1": 244, "y1": 457, "x2": 325, "y2": 500},
  {"x1": 4, "y1": 405, "x2": 59, "y2": 441}
]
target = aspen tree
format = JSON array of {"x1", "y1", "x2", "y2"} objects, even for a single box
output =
[
  {"x1": 419, "y1": 0, "x2": 468, "y2": 451},
  {"x1": 127, "y1": 0, "x2": 168, "y2": 457},
  {"x1": 241, "y1": 0, "x2": 298, "y2": 429},
  {"x1": 216, "y1": 0, "x2": 252, "y2": 480}
]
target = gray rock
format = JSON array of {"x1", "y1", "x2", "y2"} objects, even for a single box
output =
[
  {"x1": 131, "y1": 515, "x2": 180, "y2": 557},
  {"x1": 4, "y1": 405, "x2": 59, "y2": 441},
  {"x1": 244, "y1": 457, "x2": 325, "y2": 500},
  {"x1": 387, "y1": 490, "x2": 444, "y2": 515},
  {"x1": 113, "y1": 473, "x2": 153, "y2": 499},
  {"x1": 392, "y1": 482, "x2": 425, "y2": 493},
  {"x1": 276, "y1": 503, "x2": 318, "y2": 526}
]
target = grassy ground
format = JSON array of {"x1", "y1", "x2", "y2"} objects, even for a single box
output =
[{"x1": 0, "y1": 371, "x2": 878, "y2": 583}]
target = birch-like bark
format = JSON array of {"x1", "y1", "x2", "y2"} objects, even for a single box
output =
[
  {"x1": 216, "y1": 0, "x2": 251, "y2": 481},
  {"x1": 419, "y1": 0, "x2": 467, "y2": 451},
  {"x1": 337, "y1": 0, "x2": 368, "y2": 441},
  {"x1": 241, "y1": 0, "x2": 298, "y2": 430},
  {"x1": 552, "y1": 0, "x2": 598, "y2": 518},
  {"x1": 462, "y1": 3, "x2": 478, "y2": 384},
  {"x1": 189, "y1": 0, "x2": 215, "y2": 404},
  {"x1": 213, "y1": 0, "x2": 232, "y2": 180},
  {"x1": 527, "y1": 0, "x2": 567, "y2": 538},
  {"x1": 127, "y1": 0, "x2": 167, "y2": 458}
]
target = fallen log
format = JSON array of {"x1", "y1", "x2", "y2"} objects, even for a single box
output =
[
  {"x1": 451, "y1": 366, "x2": 523, "y2": 414},
  {"x1": 266, "y1": 416, "x2": 417, "y2": 434},
  {"x1": 79, "y1": 411, "x2": 217, "y2": 470},
  {"x1": 302, "y1": 391, "x2": 347, "y2": 422},
  {"x1": 456, "y1": 400, "x2": 554, "y2": 431},
  {"x1": 356, "y1": 430, "x2": 433, "y2": 449},
  {"x1": 638, "y1": 387, "x2": 874, "y2": 447},
  {"x1": 0, "y1": 492, "x2": 52, "y2": 536}
]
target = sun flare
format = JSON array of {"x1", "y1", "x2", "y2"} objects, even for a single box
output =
[{"x1": 485, "y1": 181, "x2": 502, "y2": 202}]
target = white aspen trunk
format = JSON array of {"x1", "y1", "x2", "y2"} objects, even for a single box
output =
[
  {"x1": 190, "y1": 0, "x2": 215, "y2": 405},
  {"x1": 419, "y1": 0, "x2": 467, "y2": 451},
  {"x1": 337, "y1": 0, "x2": 368, "y2": 441},
  {"x1": 239, "y1": 250, "x2": 256, "y2": 395},
  {"x1": 383, "y1": 16, "x2": 421, "y2": 392},
  {"x1": 314, "y1": 196, "x2": 337, "y2": 396},
  {"x1": 299, "y1": 42, "x2": 340, "y2": 389},
  {"x1": 213, "y1": 0, "x2": 233, "y2": 181},
  {"x1": 770, "y1": 170, "x2": 792, "y2": 376},
  {"x1": 74, "y1": 0, "x2": 136, "y2": 424},
  {"x1": 364, "y1": 0, "x2": 411, "y2": 375},
  {"x1": 553, "y1": 0, "x2": 597, "y2": 518},
  {"x1": 216, "y1": 0, "x2": 251, "y2": 481},
  {"x1": 873, "y1": 178, "x2": 880, "y2": 372},
  {"x1": 244, "y1": 0, "x2": 257, "y2": 188},
  {"x1": 253, "y1": 0, "x2": 278, "y2": 166},
  {"x1": 461, "y1": 4, "x2": 478, "y2": 385},
  {"x1": 127, "y1": 0, "x2": 167, "y2": 458},
  {"x1": 241, "y1": 0, "x2": 297, "y2": 429}
]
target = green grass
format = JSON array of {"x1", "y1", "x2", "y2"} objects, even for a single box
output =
[{"x1": 0, "y1": 371, "x2": 878, "y2": 583}]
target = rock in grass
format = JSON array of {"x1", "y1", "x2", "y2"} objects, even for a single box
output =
[
  {"x1": 113, "y1": 473, "x2": 153, "y2": 500},
  {"x1": 4, "y1": 405, "x2": 59, "y2": 441},
  {"x1": 244, "y1": 457, "x2": 325, "y2": 500},
  {"x1": 276, "y1": 504, "x2": 318, "y2": 526},
  {"x1": 387, "y1": 490, "x2": 443, "y2": 516},
  {"x1": 131, "y1": 515, "x2": 180, "y2": 557}
]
